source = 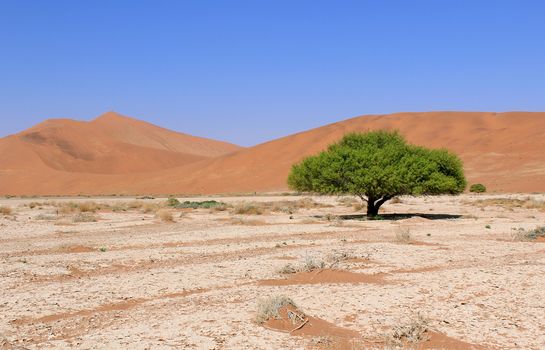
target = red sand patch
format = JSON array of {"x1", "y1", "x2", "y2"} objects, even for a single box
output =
[
  {"x1": 417, "y1": 330, "x2": 486, "y2": 350},
  {"x1": 263, "y1": 306, "x2": 484, "y2": 350},
  {"x1": 258, "y1": 269, "x2": 386, "y2": 286},
  {"x1": 13, "y1": 288, "x2": 208, "y2": 325},
  {"x1": 61, "y1": 245, "x2": 96, "y2": 253},
  {"x1": 263, "y1": 305, "x2": 367, "y2": 350}
]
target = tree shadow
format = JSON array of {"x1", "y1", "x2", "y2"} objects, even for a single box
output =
[{"x1": 336, "y1": 213, "x2": 464, "y2": 221}]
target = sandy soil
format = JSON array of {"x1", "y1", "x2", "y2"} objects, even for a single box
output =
[{"x1": 1, "y1": 194, "x2": 544, "y2": 349}]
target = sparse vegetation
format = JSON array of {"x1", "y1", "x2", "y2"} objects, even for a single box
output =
[
  {"x1": 514, "y1": 226, "x2": 545, "y2": 241},
  {"x1": 155, "y1": 209, "x2": 174, "y2": 222},
  {"x1": 385, "y1": 314, "x2": 429, "y2": 347},
  {"x1": 485, "y1": 224, "x2": 491, "y2": 229},
  {"x1": 469, "y1": 183, "x2": 487, "y2": 193},
  {"x1": 255, "y1": 296, "x2": 297, "y2": 324},
  {"x1": 165, "y1": 197, "x2": 181, "y2": 207},
  {"x1": 233, "y1": 202, "x2": 265, "y2": 215},
  {"x1": 72, "y1": 212, "x2": 98, "y2": 222},
  {"x1": 175, "y1": 200, "x2": 227, "y2": 209},
  {"x1": 35, "y1": 214, "x2": 57, "y2": 221},
  {"x1": 470, "y1": 197, "x2": 545, "y2": 211},
  {"x1": 99, "y1": 247, "x2": 107, "y2": 252},
  {"x1": 288, "y1": 131, "x2": 466, "y2": 217},
  {"x1": 0, "y1": 206, "x2": 12, "y2": 215},
  {"x1": 232, "y1": 198, "x2": 328, "y2": 216},
  {"x1": 394, "y1": 227, "x2": 412, "y2": 243}
]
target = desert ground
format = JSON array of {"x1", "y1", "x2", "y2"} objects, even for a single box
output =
[{"x1": 1, "y1": 194, "x2": 544, "y2": 349}]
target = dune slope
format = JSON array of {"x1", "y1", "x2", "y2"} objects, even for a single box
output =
[{"x1": 1, "y1": 111, "x2": 544, "y2": 195}]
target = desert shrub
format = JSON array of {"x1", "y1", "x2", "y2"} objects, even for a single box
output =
[
  {"x1": 72, "y1": 213, "x2": 98, "y2": 222},
  {"x1": 469, "y1": 183, "x2": 487, "y2": 193},
  {"x1": 141, "y1": 203, "x2": 158, "y2": 213},
  {"x1": 302, "y1": 256, "x2": 326, "y2": 272},
  {"x1": 0, "y1": 206, "x2": 12, "y2": 215},
  {"x1": 138, "y1": 196, "x2": 155, "y2": 200},
  {"x1": 155, "y1": 209, "x2": 174, "y2": 222},
  {"x1": 386, "y1": 314, "x2": 429, "y2": 346},
  {"x1": 233, "y1": 202, "x2": 264, "y2": 215},
  {"x1": 278, "y1": 256, "x2": 326, "y2": 274},
  {"x1": 57, "y1": 203, "x2": 78, "y2": 215},
  {"x1": 78, "y1": 201, "x2": 102, "y2": 212},
  {"x1": 515, "y1": 226, "x2": 545, "y2": 241},
  {"x1": 230, "y1": 198, "x2": 327, "y2": 216},
  {"x1": 255, "y1": 296, "x2": 297, "y2": 324},
  {"x1": 288, "y1": 131, "x2": 466, "y2": 217},
  {"x1": 175, "y1": 200, "x2": 226, "y2": 209},
  {"x1": 165, "y1": 197, "x2": 181, "y2": 207},
  {"x1": 28, "y1": 202, "x2": 43, "y2": 209},
  {"x1": 278, "y1": 263, "x2": 298, "y2": 274}
]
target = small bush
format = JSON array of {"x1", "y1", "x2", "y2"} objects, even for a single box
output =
[
  {"x1": 175, "y1": 200, "x2": 226, "y2": 209},
  {"x1": 0, "y1": 206, "x2": 12, "y2": 215},
  {"x1": 278, "y1": 256, "x2": 326, "y2": 274},
  {"x1": 78, "y1": 201, "x2": 101, "y2": 213},
  {"x1": 470, "y1": 183, "x2": 487, "y2": 193},
  {"x1": 387, "y1": 314, "x2": 429, "y2": 346},
  {"x1": 255, "y1": 296, "x2": 297, "y2": 324},
  {"x1": 515, "y1": 226, "x2": 545, "y2": 241},
  {"x1": 155, "y1": 209, "x2": 174, "y2": 222},
  {"x1": 141, "y1": 203, "x2": 158, "y2": 213},
  {"x1": 233, "y1": 202, "x2": 264, "y2": 215},
  {"x1": 302, "y1": 256, "x2": 325, "y2": 272},
  {"x1": 278, "y1": 263, "x2": 298, "y2": 274},
  {"x1": 165, "y1": 197, "x2": 181, "y2": 207}
]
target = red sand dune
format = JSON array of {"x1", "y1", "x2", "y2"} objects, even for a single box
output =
[{"x1": 1, "y1": 111, "x2": 544, "y2": 195}]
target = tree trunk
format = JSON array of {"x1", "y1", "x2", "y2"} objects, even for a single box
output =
[
  {"x1": 365, "y1": 195, "x2": 391, "y2": 218},
  {"x1": 366, "y1": 202, "x2": 379, "y2": 217}
]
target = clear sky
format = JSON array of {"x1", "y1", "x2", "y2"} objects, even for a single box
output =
[{"x1": 1, "y1": 1, "x2": 544, "y2": 146}]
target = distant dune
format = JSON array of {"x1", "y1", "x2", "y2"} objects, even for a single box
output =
[{"x1": 1, "y1": 111, "x2": 544, "y2": 195}]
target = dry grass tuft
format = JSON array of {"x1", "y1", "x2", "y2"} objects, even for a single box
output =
[
  {"x1": 0, "y1": 206, "x2": 13, "y2": 215},
  {"x1": 155, "y1": 209, "x2": 174, "y2": 222},
  {"x1": 77, "y1": 201, "x2": 102, "y2": 213},
  {"x1": 394, "y1": 227, "x2": 412, "y2": 243},
  {"x1": 141, "y1": 203, "x2": 159, "y2": 214},
  {"x1": 35, "y1": 214, "x2": 57, "y2": 221},
  {"x1": 385, "y1": 314, "x2": 429, "y2": 347},
  {"x1": 232, "y1": 198, "x2": 329, "y2": 216},
  {"x1": 514, "y1": 226, "x2": 545, "y2": 241},
  {"x1": 470, "y1": 197, "x2": 545, "y2": 211},
  {"x1": 278, "y1": 255, "x2": 326, "y2": 274},
  {"x1": 255, "y1": 296, "x2": 297, "y2": 324},
  {"x1": 233, "y1": 202, "x2": 264, "y2": 215},
  {"x1": 72, "y1": 213, "x2": 98, "y2": 223}
]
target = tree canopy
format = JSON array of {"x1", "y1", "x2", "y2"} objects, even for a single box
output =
[{"x1": 287, "y1": 131, "x2": 466, "y2": 217}]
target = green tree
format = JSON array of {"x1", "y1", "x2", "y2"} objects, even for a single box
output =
[{"x1": 288, "y1": 131, "x2": 466, "y2": 217}]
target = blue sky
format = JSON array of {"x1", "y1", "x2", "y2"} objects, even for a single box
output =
[{"x1": 1, "y1": 0, "x2": 544, "y2": 146}]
